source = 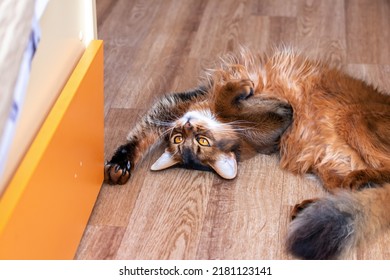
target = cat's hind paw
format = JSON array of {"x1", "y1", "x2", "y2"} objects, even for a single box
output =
[
  {"x1": 341, "y1": 170, "x2": 378, "y2": 190},
  {"x1": 104, "y1": 160, "x2": 131, "y2": 185},
  {"x1": 290, "y1": 198, "x2": 319, "y2": 220}
]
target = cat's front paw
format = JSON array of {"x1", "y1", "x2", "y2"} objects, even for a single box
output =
[
  {"x1": 104, "y1": 146, "x2": 133, "y2": 185},
  {"x1": 104, "y1": 161, "x2": 131, "y2": 185},
  {"x1": 224, "y1": 79, "x2": 254, "y2": 103}
]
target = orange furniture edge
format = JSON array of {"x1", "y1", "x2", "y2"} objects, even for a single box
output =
[{"x1": 0, "y1": 40, "x2": 104, "y2": 259}]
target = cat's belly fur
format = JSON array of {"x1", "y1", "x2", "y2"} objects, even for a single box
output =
[{"x1": 278, "y1": 102, "x2": 367, "y2": 178}]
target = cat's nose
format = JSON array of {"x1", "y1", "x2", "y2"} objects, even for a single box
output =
[{"x1": 184, "y1": 121, "x2": 193, "y2": 132}]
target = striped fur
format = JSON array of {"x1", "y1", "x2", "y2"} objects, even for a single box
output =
[{"x1": 104, "y1": 79, "x2": 292, "y2": 183}]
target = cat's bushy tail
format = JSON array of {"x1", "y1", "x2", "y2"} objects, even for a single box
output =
[{"x1": 286, "y1": 183, "x2": 390, "y2": 259}]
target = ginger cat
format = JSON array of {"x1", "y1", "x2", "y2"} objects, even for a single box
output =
[{"x1": 209, "y1": 47, "x2": 390, "y2": 259}]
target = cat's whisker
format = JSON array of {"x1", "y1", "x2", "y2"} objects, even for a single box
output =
[
  {"x1": 159, "y1": 126, "x2": 175, "y2": 139},
  {"x1": 148, "y1": 119, "x2": 175, "y2": 129}
]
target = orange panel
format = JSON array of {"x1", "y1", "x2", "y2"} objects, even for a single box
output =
[{"x1": 0, "y1": 40, "x2": 104, "y2": 259}]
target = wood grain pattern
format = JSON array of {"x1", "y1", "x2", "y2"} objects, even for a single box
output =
[
  {"x1": 76, "y1": 0, "x2": 390, "y2": 260},
  {"x1": 346, "y1": 0, "x2": 390, "y2": 64}
]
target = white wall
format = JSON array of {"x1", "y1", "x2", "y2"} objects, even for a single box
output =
[{"x1": 0, "y1": 0, "x2": 97, "y2": 194}]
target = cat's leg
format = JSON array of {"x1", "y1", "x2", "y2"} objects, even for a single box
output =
[
  {"x1": 104, "y1": 127, "x2": 161, "y2": 185},
  {"x1": 311, "y1": 162, "x2": 390, "y2": 193},
  {"x1": 341, "y1": 169, "x2": 390, "y2": 189},
  {"x1": 213, "y1": 78, "x2": 292, "y2": 119},
  {"x1": 313, "y1": 163, "x2": 390, "y2": 191},
  {"x1": 314, "y1": 168, "x2": 344, "y2": 192},
  {"x1": 337, "y1": 104, "x2": 390, "y2": 161},
  {"x1": 213, "y1": 79, "x2": 293, "y2": 154},
  {"x1": 334, "y1": 104, "x2": 390, "y2": 189}
]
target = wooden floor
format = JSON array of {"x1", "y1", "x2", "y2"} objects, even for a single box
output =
[{"x1": 76, "y1": 0, "x2": 390, "y2": 259}]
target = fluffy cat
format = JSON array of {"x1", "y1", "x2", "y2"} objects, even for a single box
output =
[
  {"x1": 209, "y1": 47, "x2": 390, "y2": 259},
  {"x1": 105, "y1": 46, "x2": 390, "y2": 260},
  {"x1": 104, "y1": 80, "x2": 292, "y2": 184}
]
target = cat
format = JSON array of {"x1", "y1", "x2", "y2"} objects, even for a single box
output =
[
  {"x1": 207, "y1": 47, "x2": 390, "y2": 259},
  {"x1": 104, "y1": 79, "x2": 292, "y2": 184},
  {"x1": 105, "y1": 46, "x2": 390, "y2": 260}
]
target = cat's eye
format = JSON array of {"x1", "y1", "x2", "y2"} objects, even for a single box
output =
[
  {"x1": 173, "y1": 135, "x2": 183, "y2": 144},
  {"x1": 196, "y1": 136, "x2": 210, "y2": 147}
]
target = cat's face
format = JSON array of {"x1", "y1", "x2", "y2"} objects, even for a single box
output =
[{"x1": 151, "y1": 110, "x2": 241, "y2": 179}]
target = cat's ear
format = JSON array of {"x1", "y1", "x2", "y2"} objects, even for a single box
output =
[
  {"x1": 210, "y1": 153, "x2": 237, "y2": 179},
  {"x1": 151, "y1": 149, "x2": 180, "y2": 171}
]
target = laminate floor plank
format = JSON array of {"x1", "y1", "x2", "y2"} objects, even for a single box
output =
[
  {"x1": 346, "y1": 0, "x2": 390, "y2": 64},
  {"x1": 114, "y1": 169, "x2": 214, "y2": 259}
]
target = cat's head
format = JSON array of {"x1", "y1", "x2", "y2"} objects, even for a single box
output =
[{"x1": 151, "y1": 110, "x2": 241, "y2": 179}]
